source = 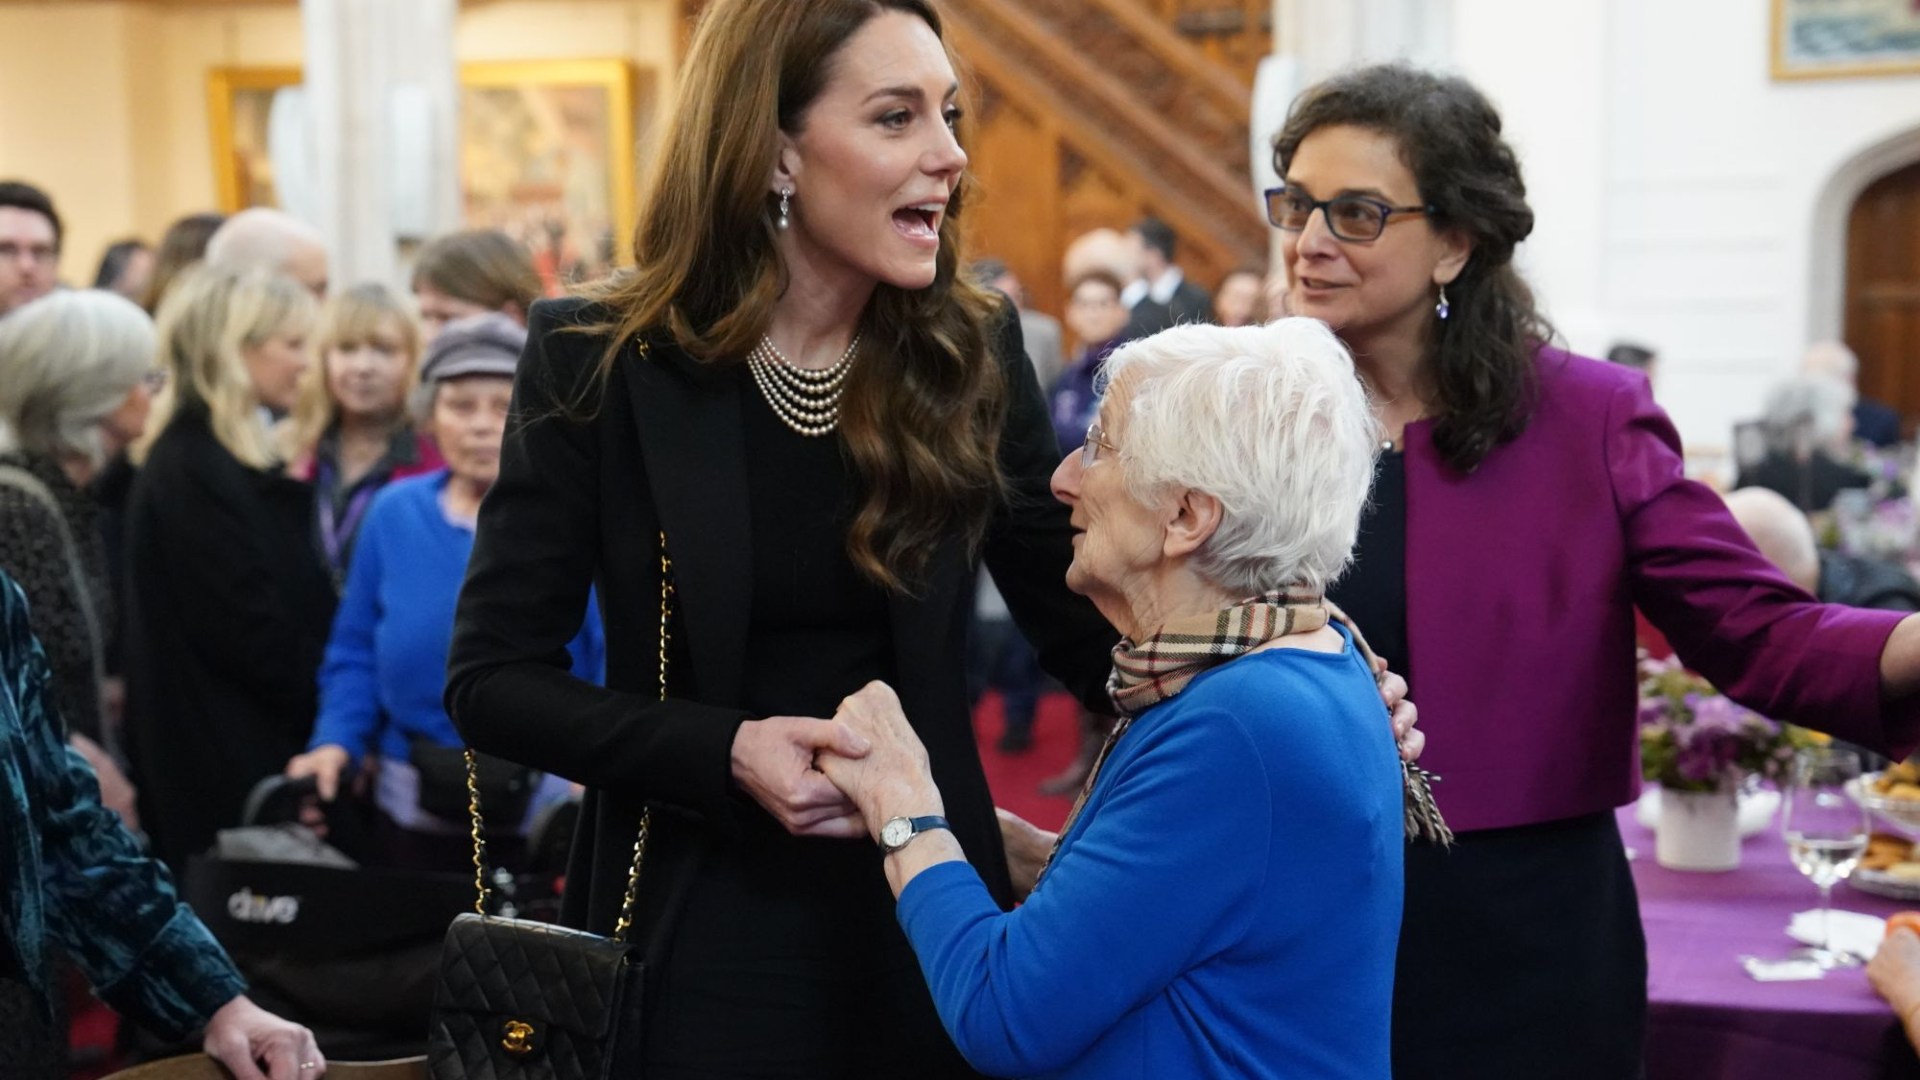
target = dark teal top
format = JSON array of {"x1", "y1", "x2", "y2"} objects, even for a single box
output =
[{"x1": 0, "y1": 570, "x2": 244, "y2": 1037}]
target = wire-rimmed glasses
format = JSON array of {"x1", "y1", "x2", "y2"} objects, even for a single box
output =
[{"x1": 1080, "y1": 422, "x2": 1118, "y2": 468}]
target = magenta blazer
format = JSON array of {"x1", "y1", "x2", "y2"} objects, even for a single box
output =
[{"x1": 1400, "y1": 347, "x2": 1920, "y2": 833}]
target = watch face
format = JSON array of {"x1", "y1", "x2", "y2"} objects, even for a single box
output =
[{"x1": 881, "y1": 817, "x2": 913, "y2": 850}]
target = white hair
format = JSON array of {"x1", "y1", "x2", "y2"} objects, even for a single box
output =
[
  {"x1": 1801, "y1": 341, "x2": 1858, "y2": 382},
  {"x1": 1101, "y1": 317, "x2": 1381, "y2": 596},
  {"x1": 205, "y1": 208, "x2": 325, "y2": 273},
  {"x1": 0, "y1": 290, "x2": 156, "y2": 467},
  {"x1": 1762, "y1": 373, "x2": 1855, "y2": 452}
]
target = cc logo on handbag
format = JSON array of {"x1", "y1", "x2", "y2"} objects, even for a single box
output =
[{"x1": 500, "y1": 1019, "x2": 539, "y2": 1057}]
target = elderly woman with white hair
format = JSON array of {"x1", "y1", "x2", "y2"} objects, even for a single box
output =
[
  {"x1": 1736, "y1": 372, "x2": 1879, "y2": 513},
  {"x1": 0, "y1": 291, "x2": 328, "y2": 1080},
  {"x1": 816, "y1": 318, "x2": 1430, "y2": 1080},
  {"x1": 0, "y1": 290, "x2": 159, "y2": 752}
]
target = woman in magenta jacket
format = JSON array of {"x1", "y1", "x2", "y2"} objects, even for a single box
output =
[{"x1": 1268, "y1": 63, "x2": 1920, "y2": 1078}]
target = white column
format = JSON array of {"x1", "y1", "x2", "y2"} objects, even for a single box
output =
[{"x1": 300, "y1": 0, "x2": 460, "y2": 289}]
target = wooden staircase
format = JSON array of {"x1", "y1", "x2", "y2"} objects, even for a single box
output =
[{"x1": 948, "y1": 0, "x2": 1270, "y2": 317}]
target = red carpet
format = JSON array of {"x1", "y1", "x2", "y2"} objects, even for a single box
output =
[{"x1": 971, "y1": 690, "x2": 1082, "y2": 833}]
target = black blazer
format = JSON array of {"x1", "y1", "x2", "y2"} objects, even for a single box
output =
[
  {"x1": 446, "y1": 298, "x2": 1116, "y2": 959},
  {"x1": 123, "y1": 406, "x2": 336, "y2": 870}
]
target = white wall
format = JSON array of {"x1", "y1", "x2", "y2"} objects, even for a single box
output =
[{"x1": 1448, "y1": 0, "x2": 1920, "y2": 455}]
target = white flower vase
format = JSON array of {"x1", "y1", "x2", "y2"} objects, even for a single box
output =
[{"x1": 1656, "y1": 782, "x2": 1742, "y2": 871}]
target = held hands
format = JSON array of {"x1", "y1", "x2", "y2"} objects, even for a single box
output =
[
  {"x1": 731, "y1": 715, "x2": 873, "y2": 838},
  {"x1": 1374, "y1": 659, "x2": 1424, "y2": 763},
  {"x1": 812, "y1": 681, "x2": 944, "y2": 841},
  {"x1": 201, "y1": 994, "x2": 324, "y2": 1080}
]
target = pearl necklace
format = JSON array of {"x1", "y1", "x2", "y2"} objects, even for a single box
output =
[{"x1": 745, "y1": 332, "x2": 861, "y2": 437}]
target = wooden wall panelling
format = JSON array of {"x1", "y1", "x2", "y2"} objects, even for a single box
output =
[{"x1": 965, "y1": 83, "x2": 1066, "y2": 317}]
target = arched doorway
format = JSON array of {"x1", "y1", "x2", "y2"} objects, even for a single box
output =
[{"x1": 1846, "y1": 159, "x2": 1920, "y2": 434}]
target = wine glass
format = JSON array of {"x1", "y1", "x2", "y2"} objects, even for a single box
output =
[{"x1": 1781, "y1": 747, "x2": 1870, "y2": 968}]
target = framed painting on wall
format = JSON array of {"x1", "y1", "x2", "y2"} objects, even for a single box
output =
[
  {"x1": 205, "y1": 59, "x2": 653, "y2": 283},
  {"x1": 206, "y1": 66, "x2": 302, "y2": 212},
  {"x1": 459, "y1": 59, "x2": 648, "y2": 285},
  {"x1": 1772, "y1": 0, "x2": 1920, "y2": 80}
]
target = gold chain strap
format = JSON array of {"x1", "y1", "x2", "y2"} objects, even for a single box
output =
[{"x1": 467, "y1": 530, "x2": 673, "y2": 945}]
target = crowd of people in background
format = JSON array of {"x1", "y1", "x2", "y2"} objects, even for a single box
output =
[{"x1": 0, "y1": 174, "x2": 615, "y2": 1076}]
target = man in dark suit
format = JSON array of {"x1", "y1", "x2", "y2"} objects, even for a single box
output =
[{"x1": 1121, "y1": 218, "x2": 1211, "y2": 338}]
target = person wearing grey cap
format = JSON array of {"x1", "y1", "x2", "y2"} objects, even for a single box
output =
[{"x1": 285, "y1": 313, "x2": 604, "y2": 871}]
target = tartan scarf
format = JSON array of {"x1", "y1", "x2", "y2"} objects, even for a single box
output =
[{"x1": 1041, "y1": 590, "x2": 1451, "y2": 888}]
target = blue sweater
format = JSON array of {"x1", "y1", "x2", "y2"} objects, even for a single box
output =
[
  {"x1": 898, "y1": 625, "x2": 1403, "y2": 1079},
  {"x1": 309, "y1": 471, "x2": 604, "y2": 764}
]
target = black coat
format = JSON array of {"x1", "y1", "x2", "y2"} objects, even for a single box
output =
[
  {"x1": 445, "y1": 298, "x2": 1116, "y2": 966},
  {"x1": 123, "y1": 406, "x2": 336, "y2": 870}
]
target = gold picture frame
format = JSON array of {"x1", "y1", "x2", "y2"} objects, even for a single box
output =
[
  {"x1": 205, "y1": 59, "x2": 647, "y2": 273},
  {"x1": 1771, "y1": 0, "x2": 1920, "y2": 81},
  {"x1": 457, "y1": 59, "x2": 642, "y2": 278},
  {"x1": 206, "y1": 66, "x2": 302, "y2": 213}
]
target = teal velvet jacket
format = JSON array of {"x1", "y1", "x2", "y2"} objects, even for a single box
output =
[{"x1": 0, "y1": 570, "x2": 245, "y2": 1038}]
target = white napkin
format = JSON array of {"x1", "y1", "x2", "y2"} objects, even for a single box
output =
[
  {"x1": 1787, "y1": 909, "x2": 1886, "y2": 960},
  {"x1": 1741, "y1": 955, "x2": 1826, "y2": 981}
]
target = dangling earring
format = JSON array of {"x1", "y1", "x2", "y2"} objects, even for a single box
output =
[
  {"x1": 1435, "y1": 284, "x2": 1450, "y2": 321},
  {"x1": 776, "y1": 187, "x2": 792, "y2": 231}
]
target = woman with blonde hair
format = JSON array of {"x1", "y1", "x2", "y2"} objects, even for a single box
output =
[
  {"x1": 410, "y1": 229, "x2": 541, "y2": 340},
  {"x1": 283, "y1": 283, "x2": 440, "y2": 586},
  {"x1": 444, "y1": 1, "x2": 1420, "y2": 1074},
  {"x1": 124, "y1": 264, "x2": 336, "y2": 872}
]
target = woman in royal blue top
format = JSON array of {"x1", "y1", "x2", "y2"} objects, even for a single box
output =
[
  {"x1": 818, "y1": 319, "x2": 1426, "y2": 1080},
  {"x1": 286, "y1": 313, "x2": 603, "y2": 870}
]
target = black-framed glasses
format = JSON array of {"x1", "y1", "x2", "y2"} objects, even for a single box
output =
[
  {"x1": 1080, "y1": 422, "x2": 1118, "y2": 467},
  {"x1": 1264, "y1": 185, "x2": 1433, "y2": 242}
]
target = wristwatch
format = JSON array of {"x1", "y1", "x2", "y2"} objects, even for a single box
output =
[{"x1": 879, "y1": 815, "x2": 950, "y2": 854}]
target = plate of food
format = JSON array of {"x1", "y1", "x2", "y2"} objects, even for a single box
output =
[
  {"x1": 1853, "y1": 833, "x2": 1920, "y2": 901},
  {"x1": 1851, "y1": 762, "x2": 1920, "y2": 834}
]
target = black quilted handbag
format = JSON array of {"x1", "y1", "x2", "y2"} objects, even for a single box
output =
[{"x1": 425, "y1": 534, "x2": 672, "y2": 1080}]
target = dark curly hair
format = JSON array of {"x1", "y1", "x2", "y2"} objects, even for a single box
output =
[{"x1": 1273, "y1": 63, "x2": 1552, "y2": 473}]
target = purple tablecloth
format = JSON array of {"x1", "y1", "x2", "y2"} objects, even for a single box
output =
[{"x1": 1622, "y1": 804, "x2": 1920, "y2": 1080}]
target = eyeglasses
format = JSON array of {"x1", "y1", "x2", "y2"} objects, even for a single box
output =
[
  {"x1": 1080, "y1": 422, "x2": 1119, "y2": 467},
  {"x1": 139, "y1": 369, "x2": 169, "y2": 393},
  {"x1": 0, "y1": 241, "x2": 58, "y2": 265},
  {"x1": 1264, "y1": 185, "x2": 1433, "y2": 242}
]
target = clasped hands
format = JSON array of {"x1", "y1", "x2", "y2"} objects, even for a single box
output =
[
  {"x1": 729, "y1": 662, "x2": 1423, "y2": 852},
  {"x1": 727, "y1": 681, "x2": 939, "y2": 843}
]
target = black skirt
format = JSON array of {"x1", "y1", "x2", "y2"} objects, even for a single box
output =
[{"x1": 1392, "y1": 810, "x2": 1648, "y2": 1079}]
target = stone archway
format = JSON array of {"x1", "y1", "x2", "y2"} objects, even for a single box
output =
[{"x1": 1807, "y1": 125, "x2": 1920, "y2": 343}]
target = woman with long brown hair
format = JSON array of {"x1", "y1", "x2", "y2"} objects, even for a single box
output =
[{"x1": 443, "y1": 1, "x2": 1116, "y2": 1074}]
